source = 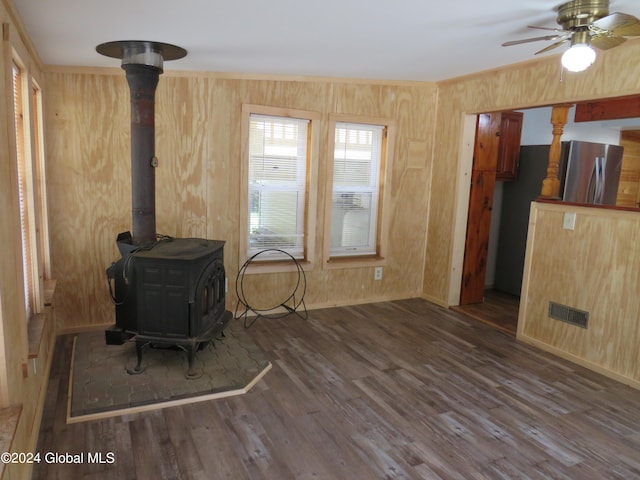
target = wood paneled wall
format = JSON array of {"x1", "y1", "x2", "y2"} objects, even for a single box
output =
[
  {"x1": 44, "y1": 72, "x2": 438, "y2": 330},
  {"x1": 423, "y1": 41, "x2": 640, "y2": 306},
  {"x1": 0, "y1": 18, "x2": 21, "y2": 409},
  {"x1": 421, "y1": 42, "x2": 640, "y2": 386},
  {"x1": 519, "y1": 202, "x2": 640, "y2": 387},
  {"x1": 0, "y1": 0, "x2": 58, "y2": 478},
  {"x1": 617, "y1": 130, "x2": 640, "y2": 208}
]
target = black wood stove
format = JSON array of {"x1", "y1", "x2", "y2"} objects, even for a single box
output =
[{"x1": 99, "y1": 41, "x2": 231, "y2": 378}]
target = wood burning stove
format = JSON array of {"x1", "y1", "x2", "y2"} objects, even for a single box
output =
[
  {"x1": 99, "y1": 41, "x2": 231, "y2": 378},
  {"x1": 106, "y1": 233, "x2": 231, "y2": 378}
]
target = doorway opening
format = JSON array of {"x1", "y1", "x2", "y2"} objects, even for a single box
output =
[
  {"x1": 453, "y1": 111, "x2": 523, "y2": 336},
  {"x1": 452, "y1": 102, "x2": 640, "y2": 337}
]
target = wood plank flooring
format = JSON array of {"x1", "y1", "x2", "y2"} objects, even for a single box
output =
[
  {"x1": 451, "y1": 289, "x2": 519, "y2": 336},
  {"x1": 33, "y1": 298, "x2": 640, "y2": 479}
]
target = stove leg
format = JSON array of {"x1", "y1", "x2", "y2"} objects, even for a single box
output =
[
  {"x1": 185, "y1": 343, "x2": 202, "y2": 380},
  {"x1": 126, "y1": 340, "x2": 146, "y2": 375}
]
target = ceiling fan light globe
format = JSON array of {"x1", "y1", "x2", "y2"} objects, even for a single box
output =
[{"x1": 561, "y1": 44, "x2": 596, "y2": 71}]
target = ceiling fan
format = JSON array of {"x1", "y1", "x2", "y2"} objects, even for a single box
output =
[{"x1": 502, "y1": 0, "x2": 640, "y2": 71}]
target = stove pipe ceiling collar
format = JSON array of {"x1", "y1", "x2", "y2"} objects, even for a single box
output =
[{"x1": 96, "y1": 40, "x2": 187, "y2": 71}]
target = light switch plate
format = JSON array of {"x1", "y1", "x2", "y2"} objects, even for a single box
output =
[{"x1": 563, "y1": 212, "x2": 576, "y2": 230}]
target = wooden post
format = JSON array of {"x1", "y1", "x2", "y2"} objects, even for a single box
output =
[{"x1": 540, "y1": 104, "x2": 572, "y2": 198}]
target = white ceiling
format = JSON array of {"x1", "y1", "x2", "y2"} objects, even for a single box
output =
[{"x1": 11, "y1": 0, "x2": 640, "y2": 82}]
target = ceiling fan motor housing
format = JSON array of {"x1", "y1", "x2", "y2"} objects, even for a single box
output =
[{"x1": 557, "y1": 0, "x2": 609, "y2": 30}]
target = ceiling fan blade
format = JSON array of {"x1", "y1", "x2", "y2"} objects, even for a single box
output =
[
  {"x1": 502, "y1": 35, "x2": 562, "y2": 47},
  {"x1": 534, "y1": 38, "x2": 570, "y2": 55},
  {"x1": 527, "y1": 25, "x2": 567, "y2": 33},
  {"x1": 592, "y1": 12, "x2": 640, "y2": 37},
  {"x1": 591, "y1": 34, "x2": 627, "y2": 50}
]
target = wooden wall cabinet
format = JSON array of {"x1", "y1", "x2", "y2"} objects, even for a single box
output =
[{"x1": 495, "y1": 111, "x2": 523, "y2": 181}]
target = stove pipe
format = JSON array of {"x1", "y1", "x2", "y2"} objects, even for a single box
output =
[{"x1": 96, "y1": 41, "x2": 187, "y2": 245}]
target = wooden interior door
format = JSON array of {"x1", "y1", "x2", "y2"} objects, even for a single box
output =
[{"x1": 460, "y1": 113, "x2": 499, "y2": 305}]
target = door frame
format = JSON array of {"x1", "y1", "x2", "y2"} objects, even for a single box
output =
[{"x1": 447, "y1": 114, "x2": 477, "y2": 306}]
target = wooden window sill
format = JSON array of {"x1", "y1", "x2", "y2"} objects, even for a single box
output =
[
  {"x1": 242, "y1": 259, "x2": 314, "y2": 275},
  {"x1": 28, "y1": 278, "x2": 57, "y2": 359},
  {"x1": 324, "y1": 255, "x2": 386, "y2": 270},
  {"x1": 27, "y1": 313, "x2": 46, "y2": 359}
]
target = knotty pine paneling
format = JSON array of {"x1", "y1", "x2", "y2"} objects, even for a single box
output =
[
  {"x1": 44, "y1": 72, "x2": 437, "y2": 330},
  {"x1": 519, "y1": 202, "x2": 640, "y2": 385}
]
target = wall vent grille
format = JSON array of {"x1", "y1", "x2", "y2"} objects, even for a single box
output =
[{"x1": 548, "y1": 302, "x2": 589, "y2": 329}]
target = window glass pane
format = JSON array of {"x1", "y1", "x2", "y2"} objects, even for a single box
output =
[
  {"x1": 248, "y1": 114, "x2": 309, "y2": 259},
  {"x1": 330, "y1": 122, "x2": 384, "y2": 256}
]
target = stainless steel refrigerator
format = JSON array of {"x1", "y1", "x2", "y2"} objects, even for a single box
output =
[{"x1": 561, "y1": 141, "x2": 624, "y2": 205}]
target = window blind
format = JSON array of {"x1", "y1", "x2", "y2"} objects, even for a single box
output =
[
  {"x1": 248, "y1": 114, "x2": 309, "y2": 259},
  {"x1": 13, "y1": 61, "x2": 34, "y2": 319},
  {"x1": 330, "y1": 122, "x2": 384, "y2": 256}
]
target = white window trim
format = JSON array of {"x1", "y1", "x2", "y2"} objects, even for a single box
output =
[
  {"x1": 323, "y1": 114, "x2": 394, "y2": 269},
  {"x1": 240, "y1": 104, "x2": 320, "y2": 274}
]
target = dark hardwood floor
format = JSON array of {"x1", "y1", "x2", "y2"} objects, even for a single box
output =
[{"x1": 34, "y1": 298, "x2": 640, "y2": 479}]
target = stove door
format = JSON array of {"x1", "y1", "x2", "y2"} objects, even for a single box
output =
[{"x1": 138, "y1": 261, "x2": 189, "y2": 338}]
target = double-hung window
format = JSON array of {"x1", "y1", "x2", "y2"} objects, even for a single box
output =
[
  {"x1": 241, "y1": 106, "x2": 319, "y2": 265},
  {"x1": 327, "y1": 119, "x2": 389, "y2": 259},
  {"x1": 11, "y1": 55, "x2": 50, "y2": 324},
  {"x1": 12, "y1": 60, "x2": 37, "y2": 320}
]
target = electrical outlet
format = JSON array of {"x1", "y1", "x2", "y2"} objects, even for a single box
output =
[{"x1": 374, "y1": 266, "x2": 383, "y2": 280}]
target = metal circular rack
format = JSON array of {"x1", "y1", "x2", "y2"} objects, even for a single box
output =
[{"x1": 234, "y1": 249, "x2": 308, "y2": 328}]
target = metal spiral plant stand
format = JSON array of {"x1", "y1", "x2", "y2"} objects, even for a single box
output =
[{"x1": 234, "y1": 249, "x2": 308, "y2": 328}]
